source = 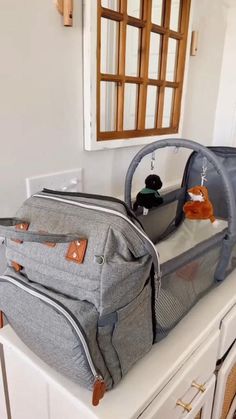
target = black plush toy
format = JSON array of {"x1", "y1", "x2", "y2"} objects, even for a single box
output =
[{"x1": 133, "y1": 174, "x2": 163, "y2": 211}]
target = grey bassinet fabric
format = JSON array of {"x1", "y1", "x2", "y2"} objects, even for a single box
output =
[
  {"x1": 156, "y1": 218, "x2": 227, "y2": 264},
  {"x1": 125, "y1": 139, "x2": 236, "y2": 341},
  {"x1": 155, "y1": 242, "x2": 222, "y2": 340}
]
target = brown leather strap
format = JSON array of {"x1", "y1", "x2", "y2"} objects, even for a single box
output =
[
  {"x1": 66, "y1": 240, "x2": 88, "y2": 264},
  {"x1": 11, "y1": 261, "x2": 23, "y2": 272},
  {"x1": 12, "y1": 223, "x2": 29, "y2": 244}
]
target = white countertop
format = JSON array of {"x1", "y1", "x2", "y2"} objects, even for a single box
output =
[{"x1": 1, "y1": 271, "x2": 236, "y2": 419}]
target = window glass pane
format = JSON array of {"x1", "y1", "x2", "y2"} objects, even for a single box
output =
[
  {"x1": 101, "y1": 18, "x2": 119, "y2": 74},
  {"x1": 101, "y1": 0, "x2": 119, "y2": 11},
  {"x1": 100, "y1": 82, "x2": 117, "y2": 131},
  {"x1": 124, "y1": 84, "x2": 138, "y2": 130},
  {"x1": 145, "y1": 86, "x2": 158, "y2": 129},
  {"x1": 163, "y1": 88, "x2": 174, "y2": 127},
  {"x1": 170, "y1": 0, "x2": 181, "y2": 32},
  {"x1": 152, "y1": 0, "x2": 163, "y2": 26},
  {"x1": 166, "y1": 38, "x2": 178, "y2": 81},
  {"x1": 148, "y1": 33, "x2": 161, "y2": 79},
  {"x1": 127, "y1": 0, "x2": 142, "y2": 19},
  {"x1": 125, "y1": 26, "x2": 140, "y2": 76}
]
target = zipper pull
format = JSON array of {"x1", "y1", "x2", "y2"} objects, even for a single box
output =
[{"x1": 92, "y1": 376, "x2": 106, "y2": 406}]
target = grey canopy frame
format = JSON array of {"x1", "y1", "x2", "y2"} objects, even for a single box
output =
[{"x1": 124, "y1": 138, "x2": 236, "y2": 281}]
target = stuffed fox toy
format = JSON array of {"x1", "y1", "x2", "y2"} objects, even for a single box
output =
[{"x1": 183, "y1": 185, "x2": 216, "y2": 223}]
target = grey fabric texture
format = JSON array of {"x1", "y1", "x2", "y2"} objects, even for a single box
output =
[
  {"x1": 137, "y1": 201, "x2": 178, "y2": 243},
  {"x1": 0, "y1": 269, "x2": 112, "y2": 390},
  {"x1": 161, "y1": 230, "x2": 226, "y2": 277},
  {"x1": 5, "y1": 196, "x2": 152, "y2": 312},
  {"x1": 0, "y1": 193, "x2": 154, "y2": 392},
  {"x1": 155, "y1": 239, "x2": 236, "y2": 341},
  {"x1": 98, "y1": 283, "x2": 152, "y2": 384}
]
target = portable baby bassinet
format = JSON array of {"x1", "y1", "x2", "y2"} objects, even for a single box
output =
[{"x1": 125, "y1": 138, "x2": 236, "y2": 341}]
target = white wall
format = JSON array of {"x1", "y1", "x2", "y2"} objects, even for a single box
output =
[
  {"x1": 213, "y1": 5, "x2": 236, "y2": 146},
  {"x1": 182, "y1": 0, "x2": 228, "y2": 143},
  {"x1": 0, "y1": 0, "x2": 230, "y2": 216},
  {"x1": 0, "y1": 0, "x2": 139, "y2": 215}
]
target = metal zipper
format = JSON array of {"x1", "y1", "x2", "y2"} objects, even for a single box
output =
[
  {"x1": 0, "y1": 274, "x2": 100, "y2": 381},
  {"x1": 33, "y1": 193, "x2": 161, "y2": 281}
]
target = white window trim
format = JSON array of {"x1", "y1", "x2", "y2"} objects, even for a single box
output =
[{"x1": 83, "y1": 0, "x2": 193, "y2": 151}]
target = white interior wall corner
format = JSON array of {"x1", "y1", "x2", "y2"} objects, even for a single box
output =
[
  {"x1": 213, "y1": 5, "x2": 236, "y2": 146},
  {"x1": 181, "y1": 0, "x2": 228, "y2": 146}
]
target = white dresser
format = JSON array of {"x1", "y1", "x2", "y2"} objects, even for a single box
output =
[{"x1": 0, "y1": 271, "x2": 236, "y2": 419}]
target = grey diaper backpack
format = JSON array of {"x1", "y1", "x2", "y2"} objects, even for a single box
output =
[{"x1": 0, "y1": 189, "x2": 160, "y2": 406}]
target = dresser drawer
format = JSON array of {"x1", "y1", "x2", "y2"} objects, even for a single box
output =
[
  {"x1": 218, "y1": 304, "x2": 236, "y2": 359},
  {"x1": 140, "y1": 331, "x2": 219, "y2": 419}
]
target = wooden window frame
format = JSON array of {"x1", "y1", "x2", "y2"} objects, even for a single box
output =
[{"x1": 83, "y1": 0, "x2": 191, "y2": 151}]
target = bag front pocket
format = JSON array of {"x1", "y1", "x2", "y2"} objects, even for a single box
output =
[
  {"x1": 0, "y1": 270, "x2": 112, "y2": 393},
  {"x1": 97, "y1": 282, "x2": 153, "y2": 381},
  {"x1": 112, "y1": 283, "x2": 153, "y2": 375}
]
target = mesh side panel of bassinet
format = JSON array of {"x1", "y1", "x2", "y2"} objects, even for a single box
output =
[
  {"x1": 220, "y1": 362, "x2": 236, "y2": 419},
  {"x1": 154, "y1": 243, "x2": 222, "y2": 342}
]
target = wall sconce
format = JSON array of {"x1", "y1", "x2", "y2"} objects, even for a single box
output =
[
  {"x1": 55, "y1": 0, "x2": 73, "y2": 27},
  {"x1": 190, "y1": 31, "x2": 199, "y2": 56}
]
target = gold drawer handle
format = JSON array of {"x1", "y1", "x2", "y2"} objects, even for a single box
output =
[
  {"x1": 176, "y1": 399, "x2": 192, "y2": 412},
  {"x1": 191, "y1": 380, "x2": 206, "y2": 393}
]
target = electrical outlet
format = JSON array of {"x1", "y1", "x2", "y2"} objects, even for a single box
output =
[{"x1": 26, "y1": 169, "x2": 83, "y2": 197}]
